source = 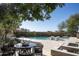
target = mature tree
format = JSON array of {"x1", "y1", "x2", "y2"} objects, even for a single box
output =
[
  {"x1": 58, "y1": 21, "x2": 67, "y2": 32},
  {"x1": 0, "y1": 3, "x2": 64, "y2": 21},
  {"x1": 0, "y1": 3, "x2": 64, "y2": 42},
  {"x1": 66, "y1": 14, "x2": 79, "y2": 36},
  {"x1": 59, "y1": 14, "x2": 79, "y2": 36}
]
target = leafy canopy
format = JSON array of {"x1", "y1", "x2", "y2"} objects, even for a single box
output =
[
  {"x1": 58, "y1": 21, "x2": 67, "y2": 32},
  {"x1": 67, "y1": 14, "x2": 79, "y2": 33},
  {"x1": 0, "y1": 3, "x2": 65, "y2": 44},
  {"x1": 0, "y1": 3, "x2": 64, "y2": 35},
  {"x1": 58, "y1": 14, "x2": 79, "y2": 36},
  {"x1": 0, "y1": 3, "x2": 64, "y2": 22}
]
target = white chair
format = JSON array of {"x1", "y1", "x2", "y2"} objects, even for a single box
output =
[
  {"x1": 51, "y1": 49, "x2": 78, "y2": 56},
  {"x1": 55, "y1": 36, "x2": 60, "y2": 41},
  {"x1": 49, "y1": 36, "x2": 55, "y2": 40},
  {"x1": 15, "y1": 50, "x2": 19, "y2": 56},
  {"x1": 14, "y1": 43, "x2": 22, "y2": 48}
]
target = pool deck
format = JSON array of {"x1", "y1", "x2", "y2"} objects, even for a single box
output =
[
  {"x1": 31, "y1": 40, "x2": 65, "y2": 56},
  {"x1": 17, "y1": 37, "x2": 79, "y2": 56},
  {"x1": 31, "y1": 37, "x2": 79, "y2": 56}
]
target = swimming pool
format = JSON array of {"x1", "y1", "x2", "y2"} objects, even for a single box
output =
[
  {"x1": 17, "y1": 36, "x2": 69, "y2": 41},
  {"x1": 29, "y1": 37, "x2": 49, "y2": 40},
  {"x1": 29, "y1": 36, "x2": 69, "y2": 41}
]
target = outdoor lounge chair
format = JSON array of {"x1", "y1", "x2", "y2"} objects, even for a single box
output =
[
  {"x1": 49, "y1": 36, "x2": 55, "y2": 40},
  {"x1": 51, "y1": 49, "x2": 78, "y2": 56},
  {"x1": 68, "y1": 43, "x2": 78, "y2": 47},
  {"x1": 51, "y1": 42, "x2": 79, "y2": 56},
  {"x1": 60, "y1": 45, "x2": 79, "y2": 54}
]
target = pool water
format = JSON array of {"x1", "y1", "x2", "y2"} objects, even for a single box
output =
[
  {"x1": 29, "y1": 37, "x2": 49, "y2": 40},
  {"x1": 29, "y1": 36, "x2": 69, "y2": 41}
]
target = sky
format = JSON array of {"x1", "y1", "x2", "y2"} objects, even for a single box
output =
[{"x1": 20, "y1": 3, "x2": 79, "y2": 32}]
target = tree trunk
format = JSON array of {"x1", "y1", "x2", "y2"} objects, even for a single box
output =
[
  {"x1": 1, "y1": 31, "x2": 8, "y2": 45},
  {"x1": 77, "y1": 32, "x2": 79, "y2": 39}
]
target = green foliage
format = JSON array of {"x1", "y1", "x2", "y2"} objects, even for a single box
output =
[
  {"x1": 67, "y1": 14, "x2": 79, "y2": 32},
  {"x1": 0, "y1": 3, "x2": 64, "y2": 22},
  {"x1": 0, "y1": 3, "x2": 64, "y2": 44},
  {"x1": 58, "y1": 21, "x2": 67, "y2": 32},
  {"x1": 59, "y1": 14, "x2": 79, "y2": 36},
  {"x1": 0, "y1": 38, "x2": 20, "y2": 45},
  {"x1": 14, "y1": 31, "x2": 67, "y2": 37}
]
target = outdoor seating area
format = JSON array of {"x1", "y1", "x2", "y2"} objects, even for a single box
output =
[
  {"x1": 51, "y1": 49, "x2": 78, "y2": 56},
  {"x1": 51, "y1": 42, "x2": 79, "y2": 56},
  {"x1": 0, "y1": 40, "x2": 43, "y2": 56},
  {"x1": 49, "y1": 36, "x2": 69, "y2": 41},
  {"x1": 16, "y1": 47, "x2": 34, "y2": 56}
]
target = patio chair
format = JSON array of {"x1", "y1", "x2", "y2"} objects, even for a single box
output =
[
  {"x1": 60, "y1": 45, "x2": 79, "y2": 54},
  {"x1": 68, "y1": 43, "x2": 78, "y2": 47},
  {"x1": 51, "y1": 49, "x2": 78, "y2": 56},
  {"x1": 19, "y1": 48, "x2": 34, "y2": 56},
  {"x1": 34, "y1": 47, "x2": 42, "y2": 56},
  {"x1": 49, "y1": 36, "x2": 55, "y2": 40}
]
